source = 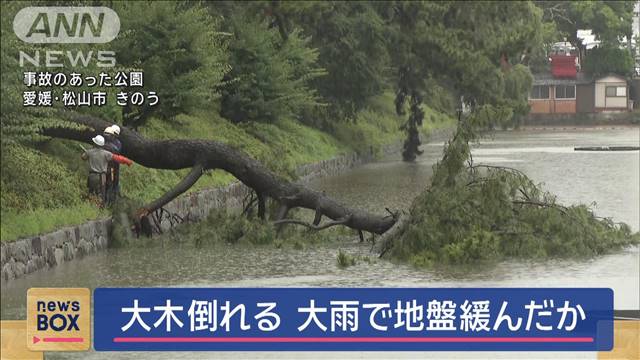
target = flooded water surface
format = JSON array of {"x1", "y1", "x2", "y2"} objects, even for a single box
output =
[{"x1": 2, "y1": 128, "x2": 639, "y2": 359}]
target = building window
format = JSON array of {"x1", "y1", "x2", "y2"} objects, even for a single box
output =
[
  {"x1": 530, "y1": 85, "x2": 550, "y2": 99},
  {"x1": 555, "y1": 85, "x2": 576, "y2": 99},
  {"x1": 605, "y1": 86, "x2": 626, "y2": 97}
]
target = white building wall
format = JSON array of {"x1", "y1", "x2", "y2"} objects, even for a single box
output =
[
  {"x1": 595, "y1": 82, "x2": 605, "y2": 108},
  {"x1": 595, "y1": 76, "x2": 627, "y2": 109},
  {"x1": 635, "y1": 2, "x2": 640, "y2": 60},
  {"x1": 634, "y1": 2, "x2": 640, "y2": 41}
]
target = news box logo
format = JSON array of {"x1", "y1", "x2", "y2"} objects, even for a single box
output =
[
  {"x1": 13, "y1": 6, "x2": 120, "y2": 44},
  {"x1": 26, "y1": 288, "x2": 90, "y2": 351}
]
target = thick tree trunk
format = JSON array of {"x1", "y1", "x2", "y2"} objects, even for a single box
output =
[{"x1": 43, "y1": 112, "x2": 397, "y2": 235}]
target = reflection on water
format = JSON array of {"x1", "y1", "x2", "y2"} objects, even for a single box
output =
[{"x1": 1, "y1": 128, "x2": 639, "y2": 359}]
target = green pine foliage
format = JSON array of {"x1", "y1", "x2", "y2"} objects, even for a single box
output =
[
  {"x1": 390, "y1": 117, "x2": 640, "y2": 267},
  {"x1": 112, "y1": 1, "x2": 230, "y2": 126},
  {"x1": 582, "y1": 46, "x2": 635, "y2": 77},
  {"x1": 379, "y1": 1, "x2": 543, "y2": 161},
  {"x1": 292, "y1": 2, "x2": 390, "y2": 118},
  {"x1": 190, "y1": 209, "x2": 278, "y2": 247},
  {"x1": 219, "y1": 12, "x2": 326, "y2": 123},
  {"x1": 337, "y1": 249, "x2": 357, "y2": 268},
  {"x1": 503, "y1": 64, "x2": 535, "y2": 123}
]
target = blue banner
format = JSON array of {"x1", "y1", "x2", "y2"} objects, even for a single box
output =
[{"x1": 93, "y1": 288, "x2": 613, "y2": 351}]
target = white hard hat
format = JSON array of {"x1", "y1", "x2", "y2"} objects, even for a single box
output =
[
  {"x1": 104, "y1": 124, "x2": 121, "y2": 135},
  {"x1": 92, "y1": 135, "x2": 105, "y2": 147}
]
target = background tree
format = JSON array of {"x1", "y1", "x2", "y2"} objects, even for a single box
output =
[
  {"x1": 582, "y1": 46, "x2": 635, "y2": 77},
  {"x1": 213, "y1": 1, "x2": 389, "y2": 124},
  {"x1": 113, "y1": 1, "x2": 230, "y2": 128},
  {"x1": 218, "y1": 10, "x2": 325, "y2": 123},
  {"x1": 380, "y1": 1, "x2": 542, "y2": 161},
  {"x1": 287, "y1": 1, "x2": 390, "y2": 119},
  {"x1": 537, "y1": 1, "x2": 635, "y2": 64}
]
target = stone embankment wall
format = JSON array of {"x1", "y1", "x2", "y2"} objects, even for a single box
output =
[
  {"x1": 523, "y1": 112, "x2": 639, "y2": 126},
  {"x1": 1, "y1": 127, "x2": 453, "y2": 281}
]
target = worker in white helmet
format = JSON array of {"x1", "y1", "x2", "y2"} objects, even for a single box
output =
[
  {"x1": 103, "y1": 125, "x2": 124, "y2": 204},
  {"x1": 82, "y1": 134, "x2": 132, "y2": 206}
]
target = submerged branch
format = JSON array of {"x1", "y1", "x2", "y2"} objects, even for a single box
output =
[{"x1": 273, "y1": 215, "x2": 352, "y2": 231}]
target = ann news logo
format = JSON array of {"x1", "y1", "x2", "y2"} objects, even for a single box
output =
[
  {"x1": 12, "y1": 7, "x2": 119, "y2": 68},
  {"x1": 27, "y1": 288, "x2": 91, "y2": 351},
  {"x1": 13, "y1": 7, "x2": 120, "y2": 43}
]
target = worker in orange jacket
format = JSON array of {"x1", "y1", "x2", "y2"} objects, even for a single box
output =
[{"x1": 81, "y1": 135, "x2": 133, "y2": 206}]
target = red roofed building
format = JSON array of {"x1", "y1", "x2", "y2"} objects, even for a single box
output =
[
  {"x1": 528, "y1": 41, "x2": 632, "y2": 114},
  {"x1": 550, "y1": 55, "x2": 578, "y2": 78}
]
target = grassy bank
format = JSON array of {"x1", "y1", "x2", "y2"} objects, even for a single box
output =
[{"x1": 1, "y1": 92, "x2": 455, "y2": 242}]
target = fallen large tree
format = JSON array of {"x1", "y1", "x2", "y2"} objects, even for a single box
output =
[{"x1": 42, "y1": 111, "x2": 398, "y2": 235}]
